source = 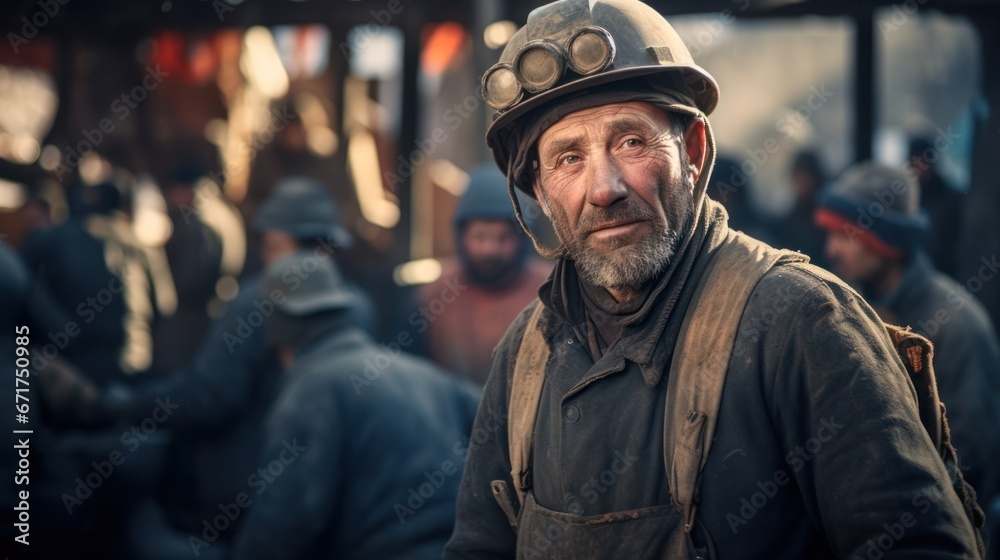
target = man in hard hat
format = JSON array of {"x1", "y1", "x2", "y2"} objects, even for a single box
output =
[
  {"x1": 415, "y1": 162, "x2": 551, "y2": 386},
  {"x1": 816, "y1": 161, "x2": 1000, "y2": 516},
  {"x1": 445, "y1": 0, "x2": 981, "y2": 557},
  {"x1": 230, "y1": 251, "x2": 480, "y2": 560}
]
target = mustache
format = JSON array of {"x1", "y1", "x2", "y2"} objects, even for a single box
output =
[{"x1": 579, "y1": 199, "x2": 657, "y2": 235}]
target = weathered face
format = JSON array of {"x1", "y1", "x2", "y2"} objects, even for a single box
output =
[
  {"x1": 262, "y1": 229, "x2": 300, "y2": 266},
  {"x1": 460, "y1": 218, "x2": 521, "y2": 283},
  {"x1": 824, "y1": 230, "x2": 885, "y2": 284},
  {"x1": 531, "y1": 101, "x2": 704, "y2": 291}
]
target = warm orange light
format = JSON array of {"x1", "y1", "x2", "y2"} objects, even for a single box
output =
[{"x1": 421, "y1": 22, "x2": 468, "y2": 77}]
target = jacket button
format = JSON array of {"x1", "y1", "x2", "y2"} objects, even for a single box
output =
[{"x1": 565, "y1": 405, "x2": 580, "y2": 423}]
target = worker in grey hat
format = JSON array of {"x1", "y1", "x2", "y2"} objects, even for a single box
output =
[
  {"x1": 230, "y1": 251, "x2": 480, "y2": 560},
  {"x1": 254, "y1": 177, "x2": 373, "y2": 333},
  {"x1": 254, "y1": 177, "x2": 354, "y2": 264},
  {"x1": 816, "y1": 162, "x2": 1000, "y2": 518},
  {"x1": 101, "y1": 176, "x2": 371, "y2": 559},
  {"x1": 446, "y1": 0, "x2": 981, "y2": 558}
]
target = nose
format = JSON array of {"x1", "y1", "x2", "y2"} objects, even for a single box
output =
[
  {"x1": 586, "y1": 151, "x2": 629, "y2": 207},
  {"x1": 482, "y1": 237, "x2": 505, "y2": 256},
  {"x1": 823, "y1": 234, "x2": 841, "y2": 263}
]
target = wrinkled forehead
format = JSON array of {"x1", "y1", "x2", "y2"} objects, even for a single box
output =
[{"x1": 539, "y1": 100, "x2": 673, "y2": 139}]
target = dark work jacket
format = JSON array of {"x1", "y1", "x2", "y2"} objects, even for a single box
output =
[
  {"x1": 870, "y1": 252, "x2": 1000, "y2": 507},
  {"x1": 119, "y1": 275, "x2": 283, "y2": 529},
  {"x1": 20, "y1": 215, "x2": 163, "y2": 383},
  {"x1": 445, "y1": 201, "x2": 978, "y2": 559},
  {"x1": 121, "y1": 272, "x2": 375, "y2": 531},
  {"x1": 231, "y1": 323, "x2": 481, "y2": 560}
]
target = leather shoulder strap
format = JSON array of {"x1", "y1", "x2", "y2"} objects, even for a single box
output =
[
  {"x1": 508, "y1": 302, "x2": 550, "y2": 505},
  {"x1": 665, "y1": 230, "x2": 806, "y2": 532}
]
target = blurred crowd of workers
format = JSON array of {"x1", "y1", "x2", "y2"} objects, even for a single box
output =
[{"x1": 0, "y1": 125, "x2": 998, "y2": 558}]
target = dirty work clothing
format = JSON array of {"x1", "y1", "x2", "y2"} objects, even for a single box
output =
[
  {"x1": 231, "y1": 322, "x2": 481, "y2": 560},
  {"x1": 445, "y1": 200, "x2": 979, "y2": 559},
  {"x1": 870, "y1": 251, "x2": 1000, "y2": 509}
]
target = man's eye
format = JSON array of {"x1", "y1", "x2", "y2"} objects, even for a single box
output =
[
  {"x1": 623, "y1": 138, "x2": 643, "y2": 148},
  {"x1": 561, "y1": 155, "x2": 580, "y2": 165}
]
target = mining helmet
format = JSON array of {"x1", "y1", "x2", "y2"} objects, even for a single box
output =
[
  {"x1": 484, "y1": 0, "x2": 719, "y2": 177},
  {"x1": 483, "y1": 0, "x2": 721, "y2": 254}
]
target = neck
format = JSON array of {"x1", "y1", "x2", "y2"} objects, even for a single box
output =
[
  {"x1": 605, "y1": 284, "x2": 648, "y2": 304},
  {"x1": 865, "y1": 258, "x2": 906, "y2": 298}
]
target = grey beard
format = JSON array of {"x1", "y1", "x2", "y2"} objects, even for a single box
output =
[
  {"x1": 573, "y1": 217, "x2": 682, "y2": 291},
  {"x1": 542, "y1": 173, "x2": 696, "y2": 292}
]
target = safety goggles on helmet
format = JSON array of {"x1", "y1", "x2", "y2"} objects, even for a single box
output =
[{"x1": 482, "y1": 26, "x2": 616, "y2": 111}]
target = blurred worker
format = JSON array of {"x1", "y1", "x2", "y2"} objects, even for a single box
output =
[
  {"x1": 154, "y1": 162, "x2": 225, "y2": 371},
  {"x1": 772, "y1": 149, "x2": 829, "y2": 269},
  {"x1": 447, "y1": 0, "x2": 982, "y2": 557},
  {"x1": 245, "y1": 95, "x2": 357, "y2": 276},
  {"x1": 20, "y1": 180, "x2": 172, "y2": 384},
  {"x1": 417, "y1": 163, "x2": 550, "y2": 385},
  {"x1": 255, "y1": 177, "x2": 375, "y2": 334},
  {"x1": 100, "y1": 177, "x2": 372, "y2": 558},
  {"x1": 13, "y1": 180, "x2": 174, "y2": 560},
  {"x1": 816, "y1": 161, "x2": 1000, "y2": 512},
  {"x1": 908, "y1": 136, "x2": 965, "y2": 279},
  {"x1": 231, "y1": 251, "x2": 480, "y2": 560}
]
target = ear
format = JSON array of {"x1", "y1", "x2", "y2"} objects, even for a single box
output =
[
  {"x1": 683, "y1": 118, "x2": 708, "y2": 186},
  {"x1": 531, "y1": 173, "x2": 551, "y2": 218}
]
